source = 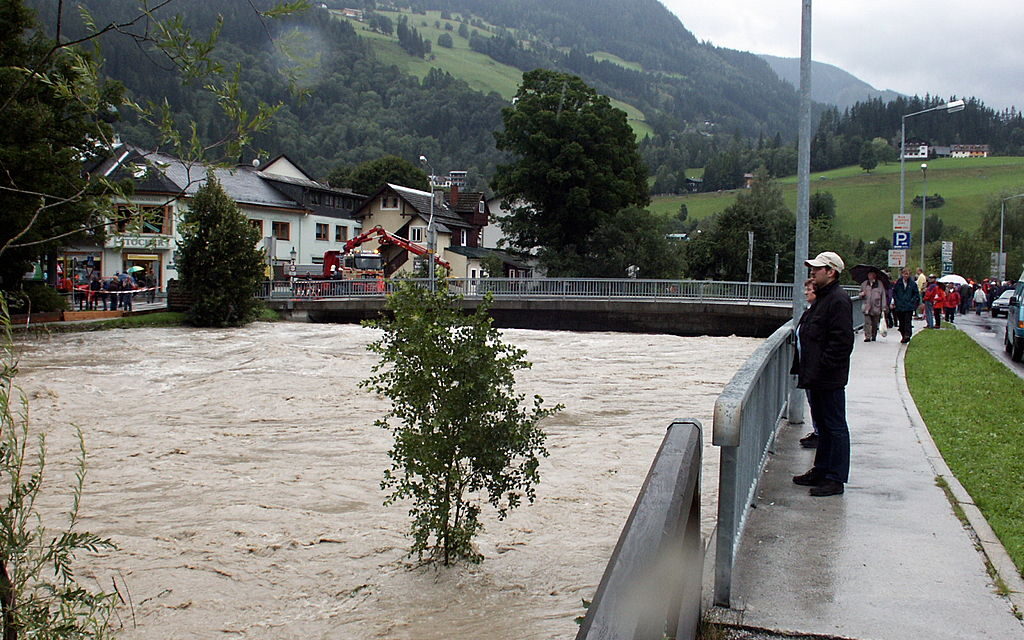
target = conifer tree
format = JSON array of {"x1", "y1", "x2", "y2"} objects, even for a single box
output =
[{"x1": 176, "y1": 175, "x2": 265, "y2": 327}]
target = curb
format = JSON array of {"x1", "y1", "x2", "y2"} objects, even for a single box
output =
[{"x1": 894, "y1": 338, "x2": 1024, "y2": 618}]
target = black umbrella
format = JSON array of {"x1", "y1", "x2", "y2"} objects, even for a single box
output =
[{"x1": 849, "y1": 264, "x2": 891, "y2": 289}]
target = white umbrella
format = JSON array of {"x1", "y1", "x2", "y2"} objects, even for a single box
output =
[{"x1": 938, "y1": 274, "x2": 967, "y2": 285}]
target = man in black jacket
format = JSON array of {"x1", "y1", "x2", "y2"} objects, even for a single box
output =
[{"x1": 791, "y1": 251, "x2": 854, "y2": 497}]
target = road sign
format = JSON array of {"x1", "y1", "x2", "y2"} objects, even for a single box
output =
[
  {"x1": 892, "y1": 231, "x2": 911, "y2": 249},
  {"x1": 888, "y1": 250, "x2": 907, "y2": 268},
  {"x1": 941, "y1": 241, "x2": 953, "y2": 261},
  {"x1": 893, "y1": 214, "x2": 912, "y2": 231},
  {"x1": 942, "y1": 261, "x2": 954, "y2": 276}
]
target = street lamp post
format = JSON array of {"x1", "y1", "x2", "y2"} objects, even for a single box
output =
[
  {"x1": 418, "y1": 155, "x2": 437, "y2": 291},
  {"x1": 1000, "y1": 193, "x2": 1024, "y2": 281},
  {"x1": 898, "y1": 99, "x2": 965, "y2": 270},
  {"x1": 920, "y1": 163, "x2": 928, "y2": 271}
]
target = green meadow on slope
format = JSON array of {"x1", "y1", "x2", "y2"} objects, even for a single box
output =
[
  {"x1": 651, "y1": 156, "x2": 1024, "y2": 241},
  {"x1": 333, "y1": 9, "x2": 655, "y2": 138}
]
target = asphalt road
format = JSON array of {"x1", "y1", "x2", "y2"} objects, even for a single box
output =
[{"x1": 950, "y1": 309, "x2": 1024, "y2": 379}]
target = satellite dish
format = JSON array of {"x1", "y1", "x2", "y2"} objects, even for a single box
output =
[{"x1": 252, "y1": 158, "x2": 261, "y2": 168}]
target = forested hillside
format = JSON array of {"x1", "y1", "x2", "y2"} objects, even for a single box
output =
[
  {"x1": 26, "y1": 0, "x2": 808, "y2": 187},
  {"x1": 23, "y1": 0, "x2": 1024, "y2": 195}
]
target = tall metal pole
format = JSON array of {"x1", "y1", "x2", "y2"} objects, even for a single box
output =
[
  {"x1": 899, "y1": 118, "x2": 906, "y2": 218},
  {"x1": 920, "y1": 163, "x2": 928, "y2": 271},
  {"x1": 746, "y1": 231, "x2": 754, "y2": 303},
  {"x1": 419, "y1": 155, "x2": 437, "y2": 291},
  {"x1": 789, "y1": 0, "x2": 812, "y2": 426}
]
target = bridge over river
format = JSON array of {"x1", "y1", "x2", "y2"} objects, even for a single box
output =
[{"x1": 259, "y1": 278, "x2": 813, "y2": 338}]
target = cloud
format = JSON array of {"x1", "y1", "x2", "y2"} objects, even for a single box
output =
[{"x1": 664, "y1": 0, "x2": 1024, "y2": 110}]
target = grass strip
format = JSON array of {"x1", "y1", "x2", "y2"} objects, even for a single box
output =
[{"x1": 904, "y1": 328, "x2": 1024, "y2": 575}]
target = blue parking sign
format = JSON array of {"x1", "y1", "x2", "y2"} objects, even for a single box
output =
[{"x1": 893, "y1": 231, "x2": 911, "y2": 249}]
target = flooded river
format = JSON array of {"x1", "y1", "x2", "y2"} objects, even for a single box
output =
[{"x1": 14, "y1": 323, "x2": 759, "y2": 639}]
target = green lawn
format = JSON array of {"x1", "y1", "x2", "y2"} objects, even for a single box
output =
[
  {"x1": 651, "y1": 156, "x2": 1024, "y2": 241},
  {"x1": 904, "y1": 329, "x2": 1024, "y2": 575}
]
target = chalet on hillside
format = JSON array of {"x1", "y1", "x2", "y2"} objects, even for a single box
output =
[{"x1": 950, "y1": 144, "x2": 990, "y2": 158}]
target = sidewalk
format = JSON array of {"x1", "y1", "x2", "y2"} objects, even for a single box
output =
[{"x1": 718, "y1": 320, "x2": 1024, "y2": 639}]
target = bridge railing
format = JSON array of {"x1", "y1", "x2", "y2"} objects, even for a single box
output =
[
  {"x1": 711, "y1": 320, "x2": 796, "y2": 608},
  {"x1": 575, "y1": 420, "x2": 704, "y2": 640},
  {"x1": 256, "y1": 278, "x2": 820, "y2": 304}
]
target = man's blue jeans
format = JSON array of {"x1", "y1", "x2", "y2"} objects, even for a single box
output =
[
  {"x1": 924, "y1": 301, "x2": 934, "y2": 328},
  {"x1": 807, "y1": 387, "x2": 850, "y2": 483}
]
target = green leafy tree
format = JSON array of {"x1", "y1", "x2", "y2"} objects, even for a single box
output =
[
  {"x1": 0, "y1": 297, "x2": 118, "y2": 639},
  {"x1": 437, "y1": 32, "x2": 453, "y2": 48},
  {"x1": 328, "y1": 155, "x2": 429, "y2": 194},
  {"x1": 809, "y1": 191, "x2": 836, "y2": 222},
  {"x1": 858, "y1": 140, "x2": 878, "y2": 172},
  {"x1": 586, "y1": 207, "x2": 684, "y2": 278},
  {"x1": 176, "y1": 175, "x2": 265, "y2": 327},
  {"x1": 0, "y1": 0, "x2": 122, "y2": 290},
  {"x1": 362, "y1": 281, "x2": 561, "y2": 565},
  {"x1": 0, "y1": 0, "x2": 307, "y2": 292},
  {"x1": 685, "y1": 169, "x2": 794, "y2": 281},
  {"x1": 492, "y1": 70, "x2": 649, "y2": 275}
]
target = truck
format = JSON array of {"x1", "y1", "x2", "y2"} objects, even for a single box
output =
[{"x1": 291, "y1": 226, "x2": 450, "y2": 295}]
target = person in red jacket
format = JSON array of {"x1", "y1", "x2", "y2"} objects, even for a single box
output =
[
  {"x1": 943, "y1": 284, "x2": 960, "y2": 324},
  {"x1": 923, "y1": 277, "x2": 945, "y2": 328}
]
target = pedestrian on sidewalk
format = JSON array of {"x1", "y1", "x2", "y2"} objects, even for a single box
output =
[
  {"x1": 859, "y1": 270, "x2": 886, "y2": 342},
  {"x1": 791, "y1": 251, "x2": 854, "y2": 497},
  {"x1": 799, "y1": 278, "x2": 819, "y2": 449},
  {"x1": 973, "y1": 285, "x2": 987, "y2": 315},
  {"x1": 943, "y1": 284, "x2": 960, "y2": 324},
  {"x1": 915, "y1": 268, "x2": 927, "y2": 319},
  {"x1": 923, "y1": 276, "x2": 945, "y2": 328},
  {"x1": 891, "y1": 268, "x2": 920, "y2": 343}
]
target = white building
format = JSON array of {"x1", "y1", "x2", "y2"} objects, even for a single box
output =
[{"x1": 62, "y1": 146, "x2": 364, "y2": 289}]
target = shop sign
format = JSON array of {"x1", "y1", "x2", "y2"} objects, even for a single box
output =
[{"x1": 105, "y1": 235, "x2": 172, "y2": 249}]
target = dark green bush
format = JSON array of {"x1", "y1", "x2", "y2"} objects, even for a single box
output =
[{"x1": 7, "y1": 284, "x2": 69, "y2": 314}]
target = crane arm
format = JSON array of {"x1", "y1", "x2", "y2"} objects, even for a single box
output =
[{"x1": 343, "y1": 225, "x2": 451, "y2": 271}]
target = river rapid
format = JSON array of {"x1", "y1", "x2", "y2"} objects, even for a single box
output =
[{"x1": 14, "y1": 323, "x2": 759, "y2": 639}]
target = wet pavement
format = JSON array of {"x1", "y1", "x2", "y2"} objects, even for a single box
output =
[{"x1": 717, "y1": 318, "x2": 1024, "y2": 639}]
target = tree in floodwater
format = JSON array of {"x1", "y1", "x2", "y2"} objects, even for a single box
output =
[{"x1": 362, "y1": 281, "x2": 561, "y2": 564}]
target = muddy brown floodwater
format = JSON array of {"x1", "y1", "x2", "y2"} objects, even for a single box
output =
[{"x1": 14, "y1": 323, "x2": 759, "y2": 639}]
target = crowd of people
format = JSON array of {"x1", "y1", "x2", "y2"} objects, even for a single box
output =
[
  {"x1": 857, "y1": 266, "x2": 1015, "y2": 343},
  {"x1": 58, "y1": 271, "x2": 158, "y2": 311}
]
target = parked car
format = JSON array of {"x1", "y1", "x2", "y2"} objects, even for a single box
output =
[
  {"x1": 1005, "y1": 276, "x2": 1024, "y2": 361},
  {"x1": 991, "y1": 290, "x2": 1014, "y2": 318}
]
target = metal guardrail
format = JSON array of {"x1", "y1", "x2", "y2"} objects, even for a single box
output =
[
  {"x1": 711, "y1": 321, "x2": 796, "y2": 608},
  {"x1": 256, "y1": 278, "x2": 854, "y2": 304},
  {"x1": 576, "y1": 420, "x2": 703, "y2": 640}
]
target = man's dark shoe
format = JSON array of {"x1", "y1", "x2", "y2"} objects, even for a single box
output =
[
  {"x1": 809, "y1": 480, "x2": 845, "y2": 496},
  {"x1": 901, "y1": 337, "x2": 911, "y2": 343},
  {"x1": 799, "y1": 432, "x2": 818, "y2": 448},
  {"x1": 792, "y1": 470, "x2": 824, "y2": 486}
]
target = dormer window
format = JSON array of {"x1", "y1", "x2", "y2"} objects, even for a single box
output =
[{"x1": 478, "y1": 201, "x2": 484, "y2": 213}]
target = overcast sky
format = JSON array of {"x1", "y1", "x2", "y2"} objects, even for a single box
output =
[{"x1": 661, "y1": 0, "x2": 1023, "y2": 111}]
